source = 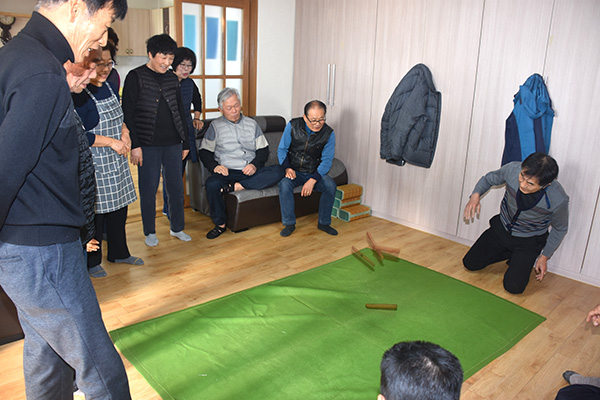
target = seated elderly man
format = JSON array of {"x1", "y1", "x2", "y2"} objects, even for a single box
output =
[{"x1": 199, "y1": 87, "x2": 284, "y2": 239}]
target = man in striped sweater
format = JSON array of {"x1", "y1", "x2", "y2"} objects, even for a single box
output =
[{"x1": 463, "y1": 152, "x2": 569, "y2": 294}]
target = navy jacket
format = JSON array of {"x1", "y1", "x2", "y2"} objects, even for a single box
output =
[
  {"x1": 380, "y1": 63, "x2": 441, "y2": 168},
  {"x1": 0, "y1": 12, "x2": 84, "y2": 245}
]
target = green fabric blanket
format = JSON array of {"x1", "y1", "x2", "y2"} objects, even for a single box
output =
[{"x1": 111, "y1": 249, "x2": 544, "y2": 399}]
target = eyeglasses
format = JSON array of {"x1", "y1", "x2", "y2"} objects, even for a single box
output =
[
  {"x1": 179, "y1": 63, "x2": 193, "y2": 70},
  {"x1": 96, "y1": 61, "x2": 114, "y2": 70},
  {"x1": 307, "y1": 117, "x2": 326, "y2": 124}
]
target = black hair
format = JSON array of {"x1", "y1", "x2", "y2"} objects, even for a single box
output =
[
  {"x1": 380, "y1": 341, "x2": 463, "y2": 400},
  {"x1": 521, "y1": 152, "x2": 559, "y2": 187},
  {"x1": 35, "y1": 0, "x2": 127, "y2": 20},
  {"x1": 146, "y1": 34, "x2": 177, "y2": 57},
  {"x1": 172, "y1": 47, "x2": 197, "y2": 74},
  {"x1": 102, "y1": 41, "x2": 117, "y2": 63},
  {"x1": 304, "y1": 100, "x2": 327, "y2": 116}
]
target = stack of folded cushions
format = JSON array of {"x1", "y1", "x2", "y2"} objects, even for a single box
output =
[{"x1": 332, "y1": 184, "x2": 371, "y2": 222}]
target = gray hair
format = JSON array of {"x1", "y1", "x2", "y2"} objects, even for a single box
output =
[{"x1": 217, "y1": 87, "x2": 240, "y2": 109}]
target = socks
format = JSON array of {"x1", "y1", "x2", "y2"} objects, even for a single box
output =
[
  {"x1": 170, "y1": 230, "x2": 192, "y2": 242},
  {"x1": 88, "y1": 265, "x2": 107, "y2": 278},
  {"x1": 112, "y1": 256, "x2": 144, "y2": 265},
  {"x1": 318, "y1": 223, "x2": 338, "y2": 236},
  {"x1": 145, "y1": 233, "x2": 159, "y2": 247},
  {"x1": 280, "y1": 225, "x2": 296, "y2": 237}
]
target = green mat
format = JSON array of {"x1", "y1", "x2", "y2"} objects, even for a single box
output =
[{"x1": 110, "y1": 249, "x2": 545, "y2": 399}]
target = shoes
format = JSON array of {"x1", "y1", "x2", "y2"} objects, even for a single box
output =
[
  {"x1": 563, "y1": 370, "x2": 579, "y2": 384},
  {"x1": 88, "y1": 265, "x2": 107, "y2": 278},
  {"x1": 145, "y1": 233, "x2": 159, "y2": 247},
  {"x1": 280, "y1": 225, "x2": 296, "y2": 237},
  {"x1": 170, "y1": 230, "x2": 192, "y2": 242},
  {"x1": 206, "y1": 225, "x2": 226, "y2": 239},
  {"x1": 318, "y1": 223, "x2": 338, "y2": 236}
]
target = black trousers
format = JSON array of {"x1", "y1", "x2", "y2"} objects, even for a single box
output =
[
  {"x1": 463, "y1": 215, "x2": 548, "y2": 294},
  {"x1": 555, "y1": 384, "x2": 600, "y2": 400},
  {"x1": 87, "y1": 206, "x2": 131, "y2": 268}
]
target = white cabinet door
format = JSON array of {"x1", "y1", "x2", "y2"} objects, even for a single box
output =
[
  {"x1": 292, "y1": 0, "x2": 378, "y2": 185},
  {"x1": 543, "y1": 0, "x2": 600, "y2": 279},
  {"x1": 457, "y1": 0, "x2": 554, "y2": 241},
  {"x1": 365, "y1": 0, "x2": 484, "y2": 236}
]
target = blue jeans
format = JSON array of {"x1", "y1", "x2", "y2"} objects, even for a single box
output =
[
  {"x1": 206, "y1": 165, "x2": 285, "y2": 226},
  {"x1": 138, "y1": 144, "x2": 185, "y2": 235},
  {"x1": 0, "y1": 239, "x2": 130, "y2": 400},
  {"x1": 279, "y1": 172, "x2": 337, "y2": 226}
]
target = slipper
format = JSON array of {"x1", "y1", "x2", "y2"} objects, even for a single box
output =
[
  {"x1": 220, "y1": 183, "x2": 235, "y2": 194},
  {"x1": 206, "y1": 225, "x2": 226, "y2": 239}
]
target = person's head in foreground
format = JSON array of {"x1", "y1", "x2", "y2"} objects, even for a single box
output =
[
  {"x1": 379, "y1": 341, "x2": 463, "y2": 400},
  {"x1": 519, "y1": 152, "x2": 559, "y2": 194}
]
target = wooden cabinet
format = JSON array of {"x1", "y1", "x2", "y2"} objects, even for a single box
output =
[
  {"x1": 293, "y1": 0, "x2": 378, "y2": 186},
  {"x1": 112, "y1": 8, "x2": 151, "y2": 56}
]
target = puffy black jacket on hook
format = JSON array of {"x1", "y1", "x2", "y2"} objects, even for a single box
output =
[{"x1": 380, "y1": 63, "x2": 441, "y2": 168}]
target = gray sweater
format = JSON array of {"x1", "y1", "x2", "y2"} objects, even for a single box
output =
[{"x1": 473, "y1": 161, "x2": 569, "y2": 258}]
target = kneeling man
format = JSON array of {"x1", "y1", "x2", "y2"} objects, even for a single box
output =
[
  {"x1": 277, "y1": 100, "x2": 338, "y2": 237},
  {"x1": 199, "y1": 87, "x2": 284, "y2": 239},
  {"x1": 463, "y1": 152, "x2": 569, "y2": 294}
]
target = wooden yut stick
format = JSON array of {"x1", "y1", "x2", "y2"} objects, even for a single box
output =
[
  {"x1": 366, "y1": 232, "x2": 400, "y2": 257},
  {"x1": 351, "y1": 246, "x2": 375, "y2": 266},
  {"x1": 365, "y1": 303, "x2": 397, "y2": 310},
  {"x1": 366, "y1": 232, "x2": 384, "y2": 262}
]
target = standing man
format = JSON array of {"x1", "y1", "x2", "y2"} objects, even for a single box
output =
[
  {"x1": 199, "y1": 87, "x2": 284, "y2": 239},
  {"x1": 463, "y1": 152, "x2": 569, "y2": 294},
  {"x1": 277, "y1": 100, "x2": 338, "y2": 237},
  {"x1": 0, "y1": 1, "x2": 131, "y2": 399},
  {"x1": 122, "y1": 34, "x2": 192, "y2": 247}
]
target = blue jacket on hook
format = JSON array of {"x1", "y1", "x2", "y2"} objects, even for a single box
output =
[{"x1": 501, "y1": 73, "x2": 554, "y2": 165}]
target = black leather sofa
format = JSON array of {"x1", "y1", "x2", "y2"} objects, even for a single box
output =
[{"x1": 188, "y1": 115, "x2": 348, "y2": 232}]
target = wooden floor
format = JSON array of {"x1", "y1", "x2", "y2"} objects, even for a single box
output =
[{"x1": 1, "y1": 209, "x2": 599, "y2": 399}]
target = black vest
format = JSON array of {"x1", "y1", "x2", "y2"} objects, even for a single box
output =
[
  {"x1": 288, "y1": 117, "x2": 333, "y2": 174},
  {"x1": 134, "y1": 66, "x2": 186, "y2": 145}
]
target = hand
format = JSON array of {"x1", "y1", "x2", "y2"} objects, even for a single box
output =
[
  {"x1": 121, "y1": 130, "x2": 132, "y2": 151},
  {"x1": 586, "y1": 304, "x2": 600, "y2": 327},
  {"x1": 242, "y1": 163, "x2": 257, "y2": 176},
  {"x1": 464, "y1": 193, "x2": 481, "y2": 221},
  {"x1": 285, "y1": 168, "x2": 296, "y2": 180},
  {"x1": 301, "y1": 178, "x2": 316, "y2": 197},
  {"x1": 193, "y1": 119, "x2": 204, "y2": 130},
  {"x1": 214, "y1": 165, "x2": 228, "y2": 176},
  {"x1": 182, "y1": 149, "x2": 189, "y2": 160},
  {"x1": 110, "y1": 138, "x2": 128, "y2": 156},
  {"x1": 130, "y1": 147, "x2": 143, "y2": 166},
  {"x1": 86, "y1": 238, "x2": 100, "y2": 252},
  {"x1": 534, "y1": 255, "x2": 548, "y2": 282}
]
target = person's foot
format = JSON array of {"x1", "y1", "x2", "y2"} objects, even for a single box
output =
[
  {"x1": 563, "y1": 370, "x2": 579, "y2": 384},
  {"x1": 145, "y1": 233, "x2": 159, "y2": 247},
  {"x1": 112, "y1": 256, "x2": 144, "y2": 265},
  {"x1": 206, "y1": 225, "x2": 226, "y2": 239},
  {"x1": 280, "y1": 225, "x2": 296, "y2": 237},
  {"x1": 88, "y1": 265, "x2": 107, "y2": 278},
  {"x1": 318, "y1": 223, "x2": 338, "y2": 236},
  {"x1": 170, "y1": 230, "x2": 192, "y2": 242}
]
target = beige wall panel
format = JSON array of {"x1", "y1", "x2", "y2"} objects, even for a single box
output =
[
  {"x1": 543, "y1": 0, "x2": 600, "y2": 279},
  {"x1": 364, "y1": 0, "x2": 483, "y2": 236},
  {"x1": 457, "y1": 0, "x2": 553, "y2": 242}
]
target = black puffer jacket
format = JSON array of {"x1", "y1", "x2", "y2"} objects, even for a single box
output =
[{"x1": 380, "y1": 63, "x2": 441, "y2": 168}]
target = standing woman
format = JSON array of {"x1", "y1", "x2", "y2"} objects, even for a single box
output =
[
  {"x1": 163, "y1": 47, "x2": 204, "y2": 217},
  {"x1": 74, "y1": 42, "x2": 143, "y2": 277}
]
